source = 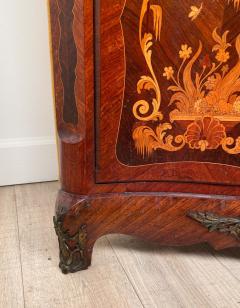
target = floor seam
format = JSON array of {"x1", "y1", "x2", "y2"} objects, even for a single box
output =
[
  {"x1": 210, "y1": 248, "x2": 240, "y2": 283},
  {"x1": 13, "y1": 186, "x2": 26, "y2": 308},
  {"x1": 106, "y1": 235, "x2": 146, "y2": 308}
]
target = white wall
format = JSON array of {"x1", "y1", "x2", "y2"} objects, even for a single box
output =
[{"x1": 0, "y1": 0, "x2": 58, "y2": 186}]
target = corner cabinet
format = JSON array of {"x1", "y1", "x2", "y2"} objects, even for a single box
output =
[{"x1": 49, "y1": 0, "x2": 240, "y2": 274}]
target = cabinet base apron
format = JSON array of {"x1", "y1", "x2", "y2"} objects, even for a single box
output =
[
  {"x1": 54, "y1": 190, "x2": 240, "y2": 274},
  {"x1": 49, "y1": 0, "x2": 240, "y2": 274}
]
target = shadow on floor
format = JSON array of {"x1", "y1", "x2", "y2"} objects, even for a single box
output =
[{"x1": 104, "y1": 234, "x2": 240, "y2": 260}]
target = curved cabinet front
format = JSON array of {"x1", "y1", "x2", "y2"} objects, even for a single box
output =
[{"x1": 96, "y1": 0, "x2": 240, "y2": 186}]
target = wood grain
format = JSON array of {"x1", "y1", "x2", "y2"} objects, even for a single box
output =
[
  {"x1": 108, "y1": 235, "x2": 240, "y2": 307},
  {"x1": 0, "y1": 187, "x2": 24, "y2": 308},
  {"x1": 48, "y1": 0, "x2": 240, "y2": 275},
  {"x1": 15, "y1": 183, "x2": 143, "y2": 308},
  {"x1": 2, "y1": 183, "x2": 240, "y2": 307},
  {"x1": 52, "y1": 189, "x2": 240, "y2": 274},
  {"x1": 95, "y1": 0, "x2": 240, "y2": 185},
  {"x1": 49, "y1": 0, "x2": 240, "y2": 196}
]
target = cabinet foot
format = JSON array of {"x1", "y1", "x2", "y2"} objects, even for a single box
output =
[
  {"x1": 53, "y1": 216, "x2": 91, "y2": 274},
  {"x1": 54, "y1": 190, "x2": 240, "y2": 274}
]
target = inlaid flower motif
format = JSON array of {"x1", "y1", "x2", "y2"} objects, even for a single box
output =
[
  {"x1": 179, "y1": 44, "x2": 192, "y2": 59},
  {"x1": 188, "y1": 3, "x2": 203, "y2": 21},
  {"x1": 133, "y1": 1, "x2": 240, "y2": 158},
  {"x1": 212, "y1": 29, "x2": 231, "y2": 63},
  {"x1": 204, "y1": 91, "x2": 218, "y2": 107},
  {"x1": 212, "y1": 29, "x2": 231, "y2": 51},
  {"x1": 194, "y1": 99, "x2": 202, "y2": 112},
  {"x1": 163, "y1": 66, "x2": 174, "y2": 80},
  {"x1": 205, "y1": 75, "x2": 218, "y2": 90},
  {"x1": 216, "y1": 49, "x2": 230, "y2": 63},
  {"x1": 185, "y1": 117, "x2": 226, "y2": 151},
  {"x1": 221, "y1": 64, "x2": 229, "y2": 75},
  {"x1": 218, "y1": 101, "x2": 233, "y2": 113}
]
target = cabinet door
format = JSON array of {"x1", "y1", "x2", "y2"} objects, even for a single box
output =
[{"x1": 95, "y1": 0, "x2": 240, "y2": 185}]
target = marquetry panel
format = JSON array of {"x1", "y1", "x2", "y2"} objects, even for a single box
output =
[{"x1": 116, "y1": 0, "x2": 240, "y2": 167}]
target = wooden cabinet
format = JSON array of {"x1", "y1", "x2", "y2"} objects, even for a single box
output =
[{"x1": 49, "y1": 0, "x2": 240, "y2": 274}]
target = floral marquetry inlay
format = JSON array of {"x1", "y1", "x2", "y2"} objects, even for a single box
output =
[{"x1": 130, "y1": 0, "x2": 240, "y2": 158}]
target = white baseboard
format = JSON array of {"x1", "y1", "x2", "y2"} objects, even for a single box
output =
[{"x1": 0, "y1": 137, "x2": 59, "y2": 186}]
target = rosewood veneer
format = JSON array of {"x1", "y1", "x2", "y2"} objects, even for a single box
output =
[{"x1": 49, "y1": 0, "x2": 240, "y2": 274}]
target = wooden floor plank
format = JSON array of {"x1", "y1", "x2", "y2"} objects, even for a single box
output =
[
  {"x1": 210, "y1": 247, "x2": 240, "y2": 283},
  {"x1": 108, "y1": 234, "x2": 240, "y2": 308},
  {"x1": 15, "y1": 182, "x2": 143, "y2": 308},
  {"x1": 5, "y1": 181, "x2": 240, "y2": 308},
  {"x1": 0, "y1": 186, "x2": 25, "y2": 308}
]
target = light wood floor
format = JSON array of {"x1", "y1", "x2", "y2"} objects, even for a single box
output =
[{"x1": 1, "y1": 182, "x2": 240, "y2": 308}]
